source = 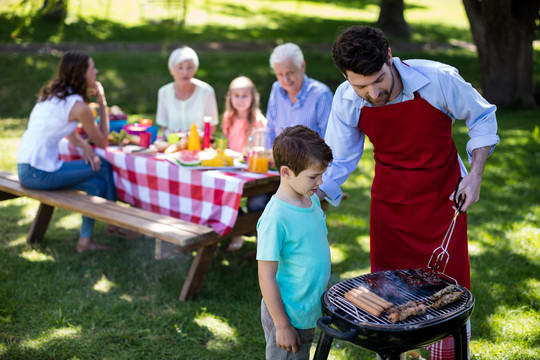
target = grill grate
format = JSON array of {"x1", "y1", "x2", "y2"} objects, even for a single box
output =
[{"x1": 326, "y1": 271, "x2": 469, "y2": 327}]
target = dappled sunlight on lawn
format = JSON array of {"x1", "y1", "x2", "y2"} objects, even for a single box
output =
[
  {"x1": 470, "y1": 341, "x2": 540, "y2": 359},
  {"x1": 93, "y1": 274, "x2": 116, "y2": 293},
  {"x1": 194, "y1": 313, "x2": 238, "y2": 350},
  {"x1": 55, "y1": 212, "x2": 81, "y2": 230},
  {"x1": 487, "y1": 305, "x2": 540, "y2": 342},
  {"x1": 7, "y1": 237, "x2": 26, "y2": 248},
  {"x1": 339, "y1": 268, "x2": 371, "y2": 282},
  {"x1": 505, "y1": 221, "x2": 540, "y2": 260},
  {"x1": 119, "y1": 294, "x2": 133, "y2": 303},
  {"x1": 22, "y1": 327, "x2": 79, "y2": 350},
  {"x1": 220, "y1": 258, "x2": 231, "y2": 266},
  {"x1": 20, "y1": 249, "x2": 55, "y2": 262}
]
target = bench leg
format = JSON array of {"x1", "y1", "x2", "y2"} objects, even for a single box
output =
[
  {"x1": 0, "y1": 191, "x2": 19, "y2": 201},
  {"x1": 27, "y1": 203, "x2": 55, "y2": 245},
  {"x1": 179, "y1": 242, "x2": 218, "y2": 301}
]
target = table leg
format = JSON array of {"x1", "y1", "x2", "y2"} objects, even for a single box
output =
[
  {"x1": 179, "y1": 242, "x2": 218, "y2": 301},
  {"x1": 27, "y1": 203, "x2": 55, "y2": 245}
]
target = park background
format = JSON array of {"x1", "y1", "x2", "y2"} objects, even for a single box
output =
[{"x1": 0, "y1": 0, "x2": 538, "y2": 359}]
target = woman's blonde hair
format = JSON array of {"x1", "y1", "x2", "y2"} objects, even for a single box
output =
[{"x1": 222, "y1": 76, "x2": 262, "y2": 137}]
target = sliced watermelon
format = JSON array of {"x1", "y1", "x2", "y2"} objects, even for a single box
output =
[{"x1": 176, "y1": 150, "x2": 201, "y2": 166}]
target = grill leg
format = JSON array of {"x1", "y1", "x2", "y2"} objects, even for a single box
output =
[
  {"x1": 452, "y1": 324, "x2": 468, "y2": 360},
  {"x1": 377, "y1": 351, "x2": 403, "y2": 360},
  {"x1": 312, "y1": 332, "x2": 333, "y2": 360}
]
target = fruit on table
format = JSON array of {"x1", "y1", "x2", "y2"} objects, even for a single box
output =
[
  {"x1": 176, "y1": 150, "x2": 201, "y2": 166},
  {"x1": 201, "y1": 150, "x2": 234, "y2": 167},
  {"x1": 109, "y1": 130, "x2": 132, "y2": 145},
  {"x1": 187, "y1": 123, "x2": 201, "y2": 151}
]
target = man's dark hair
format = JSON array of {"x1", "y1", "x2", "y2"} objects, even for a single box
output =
[
  {"x1": 273, "y1": 125, "x2": 333, "y2": 175},
  {"x1": 332, "y1": 25, "x2": 390, "y2": 76}
]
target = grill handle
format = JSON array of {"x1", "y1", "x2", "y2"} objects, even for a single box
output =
[{"x1": 317, "y1": 316, "x2": 357, "y2": 341}]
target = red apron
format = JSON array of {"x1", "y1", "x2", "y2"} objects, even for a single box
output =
[{"x1": 359, "y1": 92, "x2": 470, "y2": 289}]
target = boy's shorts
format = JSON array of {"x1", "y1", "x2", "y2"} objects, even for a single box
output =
[{"x1": 260, "y1": 299, "x2": 315, "y2": 360}]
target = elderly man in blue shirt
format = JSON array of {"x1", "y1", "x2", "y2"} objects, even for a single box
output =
[
  {"x1": 266, "y1": 43, "x2": 333, "y2": 144},
  {"x1": 317, "y1": 25, "x2": 499, "y2": 360}
]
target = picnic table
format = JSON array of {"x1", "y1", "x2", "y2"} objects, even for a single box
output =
[{"x1": 57, "y1": 138, "x2": 279, "y2": 299}]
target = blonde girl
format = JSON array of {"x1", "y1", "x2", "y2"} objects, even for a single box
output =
[
  {"x1": 222, "y1": 76, "x2": 267, "y2": 251},
  {"x1": 221, "y1": 76, "x2": 266, "y2": 153}
]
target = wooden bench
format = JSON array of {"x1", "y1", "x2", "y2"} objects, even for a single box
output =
[{"x1": 0, "y1": 171, "x2": 225, "y2": 300}]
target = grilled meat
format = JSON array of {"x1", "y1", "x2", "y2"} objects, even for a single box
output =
[
  {"x1": 388, "y1": 303, "x2": 429, "y2": 323},
  {"x1": 432, "y1": 291, "x2": 463, "y2": 309},
  {"x1": 430, "y1": 285, "x2": 457, "y2": 301},
  {"x1": 396, "y1": 268, "x2": 445, "y2": 288},
  {"x1": 388, "y1": 300, "x2": 418, "y2": 314},
  {"x1": 363, "y1": 272, "x2": 403, "y2": 300}
]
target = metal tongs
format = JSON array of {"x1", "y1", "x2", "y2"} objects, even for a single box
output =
[{"x1": 428, "y1": 177, "x2": 466, "y2": 274}]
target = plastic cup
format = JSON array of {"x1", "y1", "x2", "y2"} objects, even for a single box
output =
[
  {"x1": 167, "y1": 132, "x2": 180, "y2": 144},
  {"x1": 139, "y1": 118, "x2": 153, "y2": 127},
  {"x1": 139, "y1": 132, "x2": 152, "y2": 148},
  {"x1": 216, "y1": 137, "x2": 228, "y2": 150},
  {"x1": 146, "y1": 125, "x2": 158, "y2": 143},
  {"x1": 248, "y1": 152, "x2": 269, "y2": 174}
]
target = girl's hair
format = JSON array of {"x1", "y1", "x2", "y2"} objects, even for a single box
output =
[
  {"x1": 38, "y1": 51, "x2": 90, "y2": 102},
  {"x1": 168, "y1": 46, "x2": 199, "y2": 71},
  {"x1": 222, "y1": 76, "x2": 262, "y2": 137},
  {"x1": 269, "y1": 43, "x2": 304, "y2": 69}
]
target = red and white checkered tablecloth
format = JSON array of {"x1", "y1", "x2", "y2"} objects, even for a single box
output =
[{"x1": 58, "y1": 139, "x2": 276, "y2": 236}]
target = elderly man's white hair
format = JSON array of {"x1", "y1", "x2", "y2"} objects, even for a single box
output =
[
  {"x1": 269, "y1": 43, "x2": 304, "y2": 69},
  {"x1": 168, "y1": 46, "x2": 199, "y2": 71}
]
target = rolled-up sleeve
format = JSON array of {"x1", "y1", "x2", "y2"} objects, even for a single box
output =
[{"x1": 437, "y1": 66, "x2": 499, "y2": 163}]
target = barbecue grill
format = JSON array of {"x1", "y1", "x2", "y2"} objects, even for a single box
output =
[{"x1": 313, "y1": 269, "x2": 475, "y2": 360}]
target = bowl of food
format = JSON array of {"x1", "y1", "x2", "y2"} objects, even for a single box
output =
[{"x1": 122, "y1": 123, "x2": 149, "y2": 136}]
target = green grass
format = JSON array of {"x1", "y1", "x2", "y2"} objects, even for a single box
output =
[{"x1": 1, "y1": 1, "x2": 539, "y2": 359}]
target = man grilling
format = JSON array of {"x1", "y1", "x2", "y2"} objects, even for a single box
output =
[{"x1": 317, "y1": 25, "x2": 499, "y2": 359}]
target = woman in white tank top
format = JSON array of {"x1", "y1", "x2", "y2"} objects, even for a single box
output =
[{"x1": 18, "y1": 51, "x2": 120, "y2": 253}]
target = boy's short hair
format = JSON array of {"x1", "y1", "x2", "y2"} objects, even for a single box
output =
[{"x1": 273, "y1": 125, "x2": 333, "y2": 175}]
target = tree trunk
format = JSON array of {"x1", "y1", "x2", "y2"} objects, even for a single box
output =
[
  {"x1": 462, "y1": 0, "x2": 539, "y2": 107},
  {"x1": 40, "y1": 0, "x2": 67, "y2": 22},
  {"x1": 377, "y1": 0, "x2": 411, "y2": 38}
]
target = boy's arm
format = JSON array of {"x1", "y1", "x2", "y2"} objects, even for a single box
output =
[{"x1": 258, "y1": 260, "x2": 301, "y2": 354}]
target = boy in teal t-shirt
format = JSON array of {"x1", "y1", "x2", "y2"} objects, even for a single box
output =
[{"x1": 257, "y1": 125, "x2": 333, "y2": 359}]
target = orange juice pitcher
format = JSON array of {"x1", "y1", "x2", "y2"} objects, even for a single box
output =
[{"x1": 247, "y1": 128, "x2": 270, "y2": 174}]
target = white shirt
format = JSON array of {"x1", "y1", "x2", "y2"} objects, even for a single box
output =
[
  {"x1": 156, "y1": 79, "x2": 219, "y2": 132},
  {"x1": 321, "y1": 58, "x2": 500, "y2": 206},
  {"x1": 18, "y1": 94, "x2": 81, "y2": 172}
]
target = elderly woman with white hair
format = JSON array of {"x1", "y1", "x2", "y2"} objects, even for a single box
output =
[
  {"x1": 266, "y1": 42, "x2": 333, "y2": 144},
  {"x1": 156, "y1": 46, "x2": 219, "y2": 137}
]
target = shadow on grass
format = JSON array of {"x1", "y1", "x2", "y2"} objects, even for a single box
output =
[{"x1": 0, "y1": 199, "x2": 269, "y2": 359}]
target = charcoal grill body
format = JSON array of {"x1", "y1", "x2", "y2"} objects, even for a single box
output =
[{"x1": 314, "y1": 271, "x2": 475, "y2": 360}]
